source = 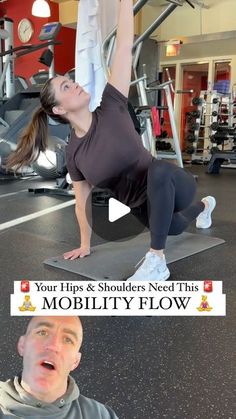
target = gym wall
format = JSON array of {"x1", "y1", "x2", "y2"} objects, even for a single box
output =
[
  {"x1": 141, "y1": 1, "x2": 236, "y2": 80},
  {"x1": 142, "y1": 0, "x2": 236, "y2": 39},
  {"x1": 0, "y1": 0, "x2": 76, "y2": 79}
]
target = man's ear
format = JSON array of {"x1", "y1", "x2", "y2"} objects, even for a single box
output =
[
  {"x1": 70, "y1": 351, "x2": 82, "y2": 372},
  {"x1": 52, "y1": 105, "x2": 66, "y2": 117},
  {"x1": 17, "y1": 336, "x2": 25, "y2": 357}
]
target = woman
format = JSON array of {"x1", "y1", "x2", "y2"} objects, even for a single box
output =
[{"x1": 7, "y1": 0, "x2": 216, "y2": 281}]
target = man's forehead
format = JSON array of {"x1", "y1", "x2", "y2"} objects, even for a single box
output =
[{"x1": 27, "y1": 316, "x2": 82, "y2": 334}]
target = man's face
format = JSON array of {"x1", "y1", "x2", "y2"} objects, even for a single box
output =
[{"x1": 18, "y1": 316, "x2": 83, "y2": 401}]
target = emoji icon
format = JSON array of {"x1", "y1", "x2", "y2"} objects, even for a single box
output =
[
  {"x1": 197, "y1": 295, "x2": 213, "y2": 312},
  {"x1": 204, "y1": 280, "x2": 213, "y2": 292},
  {"x1": 18, "y1": 295, "x2": 36, "y2": 312},
  {"x1": 21, "y1": 280, "x2": 30, "y2": 293}
]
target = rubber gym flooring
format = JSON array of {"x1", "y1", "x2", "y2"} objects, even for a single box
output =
[{"x1": 0, "y1": 164, "x2": 235, "y2": 419}]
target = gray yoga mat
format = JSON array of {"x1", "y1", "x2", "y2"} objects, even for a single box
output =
[{"x1": 44, "y1": 232, "x2": 225, "y2": 281}]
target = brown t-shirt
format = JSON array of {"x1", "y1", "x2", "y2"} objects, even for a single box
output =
[{"x1": 65, "y1": 83, "x2": 154, "y2": 208}]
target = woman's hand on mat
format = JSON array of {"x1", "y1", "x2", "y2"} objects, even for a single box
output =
[{"x1": 63, "y1": 247, "x2": 91, "y2": 260}]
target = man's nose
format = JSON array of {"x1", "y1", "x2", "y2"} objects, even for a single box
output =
[{"x1": 45, "y1": 334, "x2": 62, "y2": 352}]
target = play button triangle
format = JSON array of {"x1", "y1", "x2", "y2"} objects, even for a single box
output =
[{"x1": 108, "y1": 198, "x2": 131, "y2": 222}]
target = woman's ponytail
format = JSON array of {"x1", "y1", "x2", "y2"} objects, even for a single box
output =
[
  {"x1": 6, "y1": 76, "x2": 68, "y2": 171},
  {"x1": 6, "y1": 107, "x2": 48, "y2": 170}
]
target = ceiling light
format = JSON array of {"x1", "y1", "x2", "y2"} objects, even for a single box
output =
[{"x1": 32, "y1": 0, "x2": 51, "y2": 18}]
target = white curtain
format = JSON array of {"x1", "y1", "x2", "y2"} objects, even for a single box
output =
[{"x1": 75, "y1": 0, "x2": 119, "y2": 111}]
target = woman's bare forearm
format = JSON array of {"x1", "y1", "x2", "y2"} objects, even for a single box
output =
[
  {"x1": 75, "y1": 204, "x2": 92, "y2": 248},
  {"x1": 116, "y1": 0, "x2": 134, "y2": 49},
  {"x1": 109, "y1": 0, "x2": 134, "y2": 95}
]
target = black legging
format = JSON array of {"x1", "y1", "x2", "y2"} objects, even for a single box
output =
[{"x1": 133, "y1": 160, "x2": 205, "y2": 250}]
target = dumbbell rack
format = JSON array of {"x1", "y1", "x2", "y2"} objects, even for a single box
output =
[
  {"x1": 207, "y1": 94, "x2": 236, "y2": 173},
  {"x1": 190, "y1": 91, "x2": 219, "y2": 162},
  {"x1": 188, "y1": 89, "x2": 236, "y2": 171},
  {"x1": 210, "y1": 95, "x2": 236, "y2": 157}
]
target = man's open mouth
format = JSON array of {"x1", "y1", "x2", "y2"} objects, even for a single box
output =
[{"x1": 40, "y1": 361, "x2": 56, "y2": 371}]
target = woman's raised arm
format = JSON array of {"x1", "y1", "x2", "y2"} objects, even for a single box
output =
[{"x1": 109, "y1": 0, "x2": 134, "y2": 97}]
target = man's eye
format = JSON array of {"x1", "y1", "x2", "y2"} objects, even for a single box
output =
[
  {"x1": 36, "y1": 330, "x2": 47, "y2": 336},
  {"x1": 64, "y1": 84, "x2": 69, "y2": 90},
  {"x1": 64, "y1": 336, "x2": 74, "y2": 344}
]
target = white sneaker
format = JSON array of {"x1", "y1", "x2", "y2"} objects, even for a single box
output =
[
  {"x1": 127, "y1": 251, "x2": 170, "y2": 281},
  {"x1": 196, "y1": 196, "x2": 216, "y2": 229}
]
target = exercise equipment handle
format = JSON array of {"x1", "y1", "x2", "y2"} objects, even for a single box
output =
[
  {"x1": 0, "y1": 44, "x2": 32, "y2": 58},
  {"x1": 165, "y1": 67, "x2": 176, "y2": 93},
  {"x1": 16, "y1": 40, "x2": 61, "y2": 58},
  {"x1": 164, "y1": 68, "x2": 193, "y2": 94},
  {"x1": 185, "y1": 0, "x2": 195, "y2": 8},
  {"x1": 133, "y1": 3, "x2": 178, "y2": 50},
  {"x1": 176, "y1": 89, "x2": 194, "y2": 94}
]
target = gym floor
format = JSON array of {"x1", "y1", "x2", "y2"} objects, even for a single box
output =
[{"x1": 0, "y1": 164, "x2": 235, "y2": 419}]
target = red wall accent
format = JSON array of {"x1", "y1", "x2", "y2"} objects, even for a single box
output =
[{"x1": 0, "y1": 0, "x2": 76, "y2": 79}]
